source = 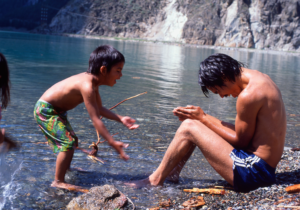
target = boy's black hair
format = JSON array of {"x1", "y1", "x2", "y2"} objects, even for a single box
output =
[
  {"x1": 0, "y1": 53, "x2": 10, "y2": 109},
  {"x1": 87, "y1": 45, "x2": 125, "y2": 75},
  {"x1": 198, "y1": 53, "x2": 244, "y2": 97}
]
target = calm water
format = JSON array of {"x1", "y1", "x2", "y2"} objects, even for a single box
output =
[{"x1": 0, "y1": 31, "x2": 299, "y2": 209}]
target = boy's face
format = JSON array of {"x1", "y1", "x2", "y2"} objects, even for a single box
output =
[{"x1": 106, "y1": 62, "x2": 124, "y2": 86}]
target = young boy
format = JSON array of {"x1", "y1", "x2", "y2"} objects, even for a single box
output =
[{"x1": 34, "y1": 45, "x2": 139, "y2": 190}]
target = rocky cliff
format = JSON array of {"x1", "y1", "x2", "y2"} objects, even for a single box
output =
[{"x1": 48, "y1": 0, "x2": 300, "y2": 51}]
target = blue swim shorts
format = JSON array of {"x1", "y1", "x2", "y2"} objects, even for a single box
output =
[{"x1": 230, "y1": 149, "x2": 276, "y2": 192}]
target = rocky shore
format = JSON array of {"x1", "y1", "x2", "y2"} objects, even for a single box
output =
[
  {"x1": 62, "y1": 148, "x2": 300, "y2": 210},
  {"x1": 149, "y1": 148, "x2": 300, "y2": 210}
]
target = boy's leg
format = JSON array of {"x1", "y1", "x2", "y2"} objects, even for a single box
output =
[
  {"x1": 126, "y1": 119, "x2": 234, "y2": 188},
  {"x1": 51, "y1": 149, "x2": 82, "y2": 190},
  {"x1": 55, "y1": 149, "x2": 74, "y2": 182}
]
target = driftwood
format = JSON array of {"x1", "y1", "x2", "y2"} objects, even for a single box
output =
[
  {"x1": 286, "y1": 184, "x2": 300, "y2": 193},
  {"x1": 71, "y1": 92, "x2": 148, "y2": 163},
  {"x1": 182, "y1": 196, "x2": 205, "y2": 208},
  {"x1": 67, "y1": 187, "x2": 89, "y2": 193},
  {"x1": 277, "y1": 206, "x2": 300, "y2": 209},
  {"x1": 77, "y1": 133, "x2": 119, "y2": 164},
  {"x1": 183, "y1": 188, "x2": 226, "y2": 195}
]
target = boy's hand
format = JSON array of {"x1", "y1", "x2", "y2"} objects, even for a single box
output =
[
  {"x1": 173, "y1": 105, "x2": 205, "y2": 121},
  {"x1": 109, "y1": 140, "x2": 129, "y2": 160},
  {"x1": 121, "y1": 116, "x2": 139, "y2": 130}
]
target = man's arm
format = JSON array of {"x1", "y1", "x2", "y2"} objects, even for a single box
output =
[{"x1": 173, "y1": 94, "x2": 262, "y2": 148}]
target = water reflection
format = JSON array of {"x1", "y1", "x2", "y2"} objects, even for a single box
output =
[{"x1": 0, "y1": 31, "x2": 300, "y2": 209}]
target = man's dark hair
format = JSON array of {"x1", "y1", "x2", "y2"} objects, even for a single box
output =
[
  {"x1": 87, "y1": 45, "x2": 125, "y2": 75},
  {"x1": 198, "y1": 53, "x2": 244, "y2": 97}
]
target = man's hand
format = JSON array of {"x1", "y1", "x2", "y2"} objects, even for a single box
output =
[
  {"x1": 173, "y1": 105, "x2": 205, "y2": 121},
  {"x1": 109, "y1": 140, "x2": 129, "y2": 160},
  {"x1": 121, "y1": 116, "x2": 139, "y2": 130}
]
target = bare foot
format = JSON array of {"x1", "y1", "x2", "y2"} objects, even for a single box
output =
[
  {"x1": 164, "y1": 165, "x2": 182, "y2": 183},
  {"x1": 124, "y1": 177, "x2": 162, "y2": 189},
  {"x1": 51, "y1": 180, "x2": 89, "y2": 193},
  {"x1": 165, "y1": 174, "x2": 180, "y2": 184}
]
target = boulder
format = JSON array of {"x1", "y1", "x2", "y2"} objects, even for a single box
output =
[{"x1": 66, "y1": 185, "x2": 128, "y2": 210}]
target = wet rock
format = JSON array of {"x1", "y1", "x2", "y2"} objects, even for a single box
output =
[{"x1": 66, "y1": 185, "x2": 127, "y2": 210}]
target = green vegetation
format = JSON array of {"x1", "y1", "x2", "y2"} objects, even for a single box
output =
[{"x1": 0, "y1": 0, "x2": 69, "y2": 29}]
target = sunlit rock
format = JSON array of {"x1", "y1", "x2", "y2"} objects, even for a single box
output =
[{"x1": 66, "y1": 185, "x2": 128, "y2": 210}]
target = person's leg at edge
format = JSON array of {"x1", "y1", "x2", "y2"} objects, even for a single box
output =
[{"x1": 125, "y1": 119, "x2": 234, "y2": 188}]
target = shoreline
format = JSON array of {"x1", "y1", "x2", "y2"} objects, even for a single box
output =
[
  {"x1": 2, "y1": 28, "x2": 300, "y2": 57},
  {"x1": 63, "y1": 33, "x2": 300, "y2": 57}
]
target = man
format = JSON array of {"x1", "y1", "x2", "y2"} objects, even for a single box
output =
[{"x1": 127, "y1": 53, "x2": 286, "y2": 192}]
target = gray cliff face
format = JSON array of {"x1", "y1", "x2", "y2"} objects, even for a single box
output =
[
  {"x1": 49, "y1": 0, "x2": 300, "y2": 51},
  {"x1": 49, "y1": 0, "x2": 167, "y2": 38}
]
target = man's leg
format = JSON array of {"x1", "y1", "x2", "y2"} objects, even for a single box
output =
[
  {"x1": 165, "y1": 144, "x2": 196, "y2": 183},
  {"x1": 126, "y1": 119, "x2": 234, "y2": 187}
]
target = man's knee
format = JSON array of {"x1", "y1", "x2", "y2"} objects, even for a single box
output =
[{"x1": 179, "y1": 119, "x2": 201, "y2": 135}]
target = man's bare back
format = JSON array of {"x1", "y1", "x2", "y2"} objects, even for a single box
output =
[{"x1": 239, "y1": 69, "x2": 286, "y2": 168}]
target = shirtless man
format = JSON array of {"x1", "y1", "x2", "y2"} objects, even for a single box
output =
[
  {"x1": 34, "y1": 45, "x2": 139, "y2": 190},
  {"x1": 127, "y1": 53, "x2": 286, "y2": 192}
]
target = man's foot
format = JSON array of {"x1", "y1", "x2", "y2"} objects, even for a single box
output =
[
  {"x1": 165, "y1": 174, "x2": 180, "y2": 184},
  {"x1": 124, "y1": 177, "x2": 162, "y2": 189},
  {"x1": 51, "y1": 180, "x2": 89, "y2": 193}
]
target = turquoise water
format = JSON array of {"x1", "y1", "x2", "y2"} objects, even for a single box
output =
[{"x1": 0, "y1": 31, "x2": 299, "y2": 209}]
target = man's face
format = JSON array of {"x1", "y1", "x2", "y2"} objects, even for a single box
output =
[
  {"x1": 106, "y1": 62, "x2": 124, "y2": 86},
  {"x1": 208, "y1": 80, "x2": 241, "y2": 98}
]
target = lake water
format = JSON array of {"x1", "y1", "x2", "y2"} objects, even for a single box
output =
[{"x1": 0, "y1": 31, "x2": 299, "y2": 209}]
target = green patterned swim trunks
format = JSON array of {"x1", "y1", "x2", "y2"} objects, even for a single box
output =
[{"x1": 33, "y1": 100, "x2": 78, "y2": 153}]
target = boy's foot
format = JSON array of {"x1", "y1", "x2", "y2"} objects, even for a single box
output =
[{"x1": 51, "y1": 180, "x2": 89, "y2": 193}]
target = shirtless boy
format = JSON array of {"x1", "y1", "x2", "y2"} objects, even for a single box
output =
[
  {"x1": 34, "y1": 45, "x2": 139, "y2": 190},
  {"x1": 127, "y1": 53, "x2": 286, "y2": 192}
]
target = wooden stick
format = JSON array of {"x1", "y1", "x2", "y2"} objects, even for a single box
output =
[
  {"x1": 277, "y1": 206, "x2": 300, "y2": 209},
  {"x1": 96, "y1": 133, "x2": 118, "y2": 145},
  {"x1": 87, "y1": 155, "x2": 104, "y2": 164},
  {"x1": 183, "y1": 188, "x2": 225, "y2": 195},
  {"x1": 97, "y1": 91, "x2": 147, "y2": 141},
  {"x1": 99, "y1": 91, "x2": 147, "y2": 120},
  {"x1": 286, "y1": 184, "x2": 300, "y2": 193}
]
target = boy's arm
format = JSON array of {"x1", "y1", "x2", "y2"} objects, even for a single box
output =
[
  {"x1": 95, "y1": 89, "x2": 139, "y2": 130},
  {"x1": 82, "y1": 84, "x2": 129, "y2": 160}
]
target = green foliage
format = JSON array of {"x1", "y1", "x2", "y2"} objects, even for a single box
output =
[{"x1": 0, "y1": 0, "x2": 69, "y2": 29}]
